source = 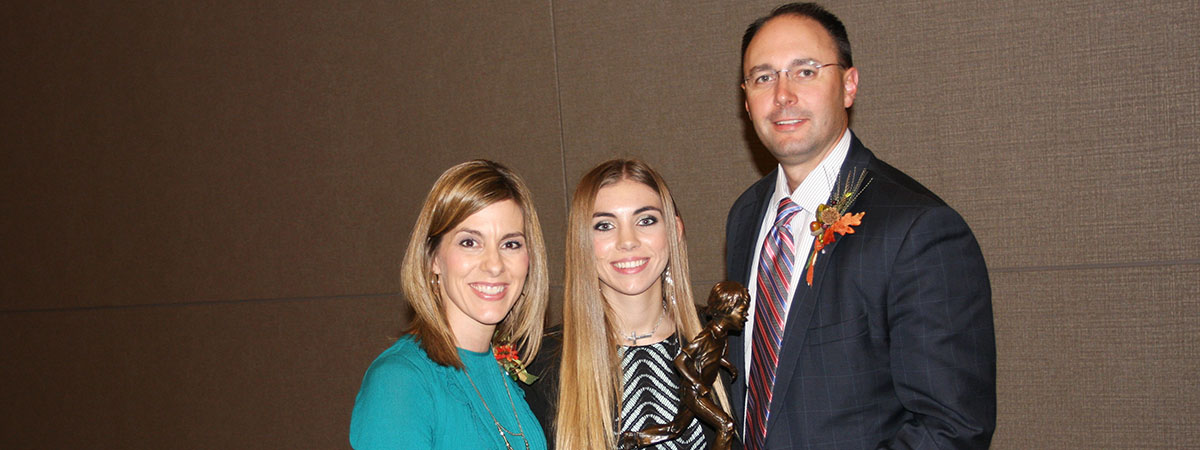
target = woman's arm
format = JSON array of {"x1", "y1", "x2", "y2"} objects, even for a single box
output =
[{"x1": 350, "y1": 357, "x2": 436, "y2": 449}]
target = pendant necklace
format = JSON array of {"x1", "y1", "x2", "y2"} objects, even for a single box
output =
[
  {"x1": 464, "y1": 365, "x2": 530, "y2": 450},
  {"x1": 622, "y1": 300, "x2": 667, "y2": 346}
]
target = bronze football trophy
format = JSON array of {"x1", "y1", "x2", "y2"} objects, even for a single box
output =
[{"x1": 618, "y1": 281, "x2": 750, "y2": 450}]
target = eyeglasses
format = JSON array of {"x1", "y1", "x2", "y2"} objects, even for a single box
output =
[{"x1": 742, "y1": 59, "x2": 843, "y2": 93}]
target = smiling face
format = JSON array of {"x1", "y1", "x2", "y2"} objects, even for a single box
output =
[
  {"x1": 431, "y1": 199, "x2": 529, "y2": 347},
  {"x1": 590, "y1": 179, "x2": 673, "y2": 302},
  {"x1": 743, "y1": 14, "x2": 858, "y2": 178}
]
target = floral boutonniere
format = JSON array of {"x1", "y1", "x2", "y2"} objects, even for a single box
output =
[
  {"x1": 493, "y1": 341, "x2": 538, "y2": 385},
  {"x1": 805, "y1": 169, "x2": 871, "y2": 286}
]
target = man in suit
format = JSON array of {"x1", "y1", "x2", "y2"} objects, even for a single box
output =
[{"x1": 725, "y1": 3, "x2": 996, "y2": 449}]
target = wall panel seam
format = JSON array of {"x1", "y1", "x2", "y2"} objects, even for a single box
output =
[
  {"x1": 0, "y1": 292, "x2": 404, "y2": 315},
  {"x1": 988, "y1": 258, "x2": 1200, "y2": 273},
  {"x1": 547, "y1": 0, "x2": 570, "y2": 214}
]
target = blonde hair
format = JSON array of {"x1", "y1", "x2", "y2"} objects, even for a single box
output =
[
  {"x1": 400, "y1": 159, "x2": 548, "y2": 368},
  {"x1": 555, "y1": 159, "x2": 730, "y2": 449}
]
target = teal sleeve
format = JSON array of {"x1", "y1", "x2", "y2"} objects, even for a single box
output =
[{"x1": 350, "y1": 356, "x2": 435, "y2": 450}]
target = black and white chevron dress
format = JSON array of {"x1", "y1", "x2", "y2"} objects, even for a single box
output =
[{"x1": 617, "y1": 335, "x2": 706, "y2": 450}]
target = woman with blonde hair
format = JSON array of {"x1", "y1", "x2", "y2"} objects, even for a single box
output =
[
  {"x1": 523, "y1": 159, "x2": 730, "y2": 449},
  {"x1": 351, "y1": 160, "x2": 549, "y2": 450}
]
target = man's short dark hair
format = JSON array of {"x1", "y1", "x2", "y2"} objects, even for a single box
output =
[{"x1": 741, "y1": 3, "x2": 853, "y2": 69}]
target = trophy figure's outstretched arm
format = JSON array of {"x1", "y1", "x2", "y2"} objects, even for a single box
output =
[{"x1": 719, "y1": 354, "x2": 737, "y2": 381}]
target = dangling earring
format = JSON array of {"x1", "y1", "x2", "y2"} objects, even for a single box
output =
[
  {"x1": 429, "y1": 273, "x2": 443, "y2": 302},
  {"x1": 663, "y1": 266, "x2": 677, "y2": 307}
]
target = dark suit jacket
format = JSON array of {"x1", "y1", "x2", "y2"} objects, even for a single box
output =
[
  {"x1": 725, "y1": 135, "x2": 996, "y2": 449},
  {"x1": 521, "y1": 327, "x2": 562, "y2": 450}
]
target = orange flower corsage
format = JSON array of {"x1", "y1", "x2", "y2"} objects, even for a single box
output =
[
  {"x1": 805, "y1": 169, "x2": 871, "y2": 286},
  {"x1": 493, "y1": 342, "x2": 538, "y2": 385}
]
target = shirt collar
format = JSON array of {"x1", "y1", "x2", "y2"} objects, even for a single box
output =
[{"x1": 770, "y1": 129, "x2": 854, "y2": 213}]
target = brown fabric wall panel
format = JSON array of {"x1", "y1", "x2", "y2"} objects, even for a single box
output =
[
  {"x1": 992, "y1": 266, "x2": 1199, "y2": 448},
  {"x1": 0, "y1": 296, "x2": 405, "y2": 449},
  {"x1": 0, "y1": 1, "x2": 567, "y2": 311},
  {"x1": 382, "y1": 1, "x2": 568, "y2": 292},
  {"x1": 551, "y1": 2, "x2": 778, "y2": 296},
  {"x1": 552, "y1": 2, "x2": 1199, "y2": 446},
  {"x1": 3, "y1": 2, "x2": 414, "y2": 309},
  {"x1": 1, "y1": 0, "x2": 1197, "y2": 447},
  {"x1": 838, "y1": 1, "x2": 1200, "y2": 270}
]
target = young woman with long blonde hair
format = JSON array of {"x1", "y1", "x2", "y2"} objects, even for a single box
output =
[{"x1": 523, "y1": 159, "x2": 730, "y2": 449}]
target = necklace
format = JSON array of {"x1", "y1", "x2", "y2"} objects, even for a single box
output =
[
  {"x1": 621, "y1": 300, "x2": 667, "y2": 345},
  {"x1": 464, "y1": 364, "x2": 530, "y2": 450}
]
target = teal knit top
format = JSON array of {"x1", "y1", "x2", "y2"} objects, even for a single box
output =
[{"x1": 350, "y1": 335, "x2": 547, "y2": 450}]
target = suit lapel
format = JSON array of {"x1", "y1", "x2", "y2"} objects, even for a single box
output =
[
  {"x1": 763, "y1": 249, "x2": 818, "y2": 439},
  {"x1": 725, "y1": 170, "x2": 775, "y2": 433},
  {"x1": 763, "y1": 138, "x2": 876, "y2": 443}
]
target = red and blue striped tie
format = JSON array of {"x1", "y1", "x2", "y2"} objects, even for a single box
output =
[{"x1": 746, "y1": 197, "x2": 802, "y2": 450}]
